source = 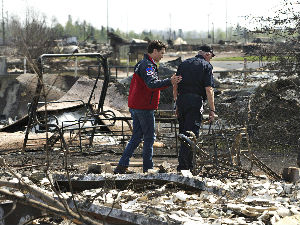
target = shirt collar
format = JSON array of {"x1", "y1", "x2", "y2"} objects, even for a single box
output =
[
  {"x1": 145, "y1": 54, "x2": 157, "y2": 66},
  {"x1": 195, "y1": 54, "x2": 213, "y2": 66},
  {"x1": 195, "y1": 54, "x2": 205, "y2": 59}
]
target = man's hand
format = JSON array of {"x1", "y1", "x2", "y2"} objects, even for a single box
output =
[
  {"x1": 173, "y1": 102, "x2": 178, "y2": 117},
  {"x1": 171, "y1": 74, "x2": 181, "y2": 118},
  {"x1": 208, "y1": 110, "x2": 215, "y2": 122},
  {"x1": 171, "y1": 74, "x2": 182, "y2": 86}
]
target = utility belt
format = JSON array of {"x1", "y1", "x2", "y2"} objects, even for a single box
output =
[
  {"x1": 178, "y1": 92, "x2": 203, "y2": 99},
  {"x1": 177, "y1": 92, "x2": 207, "y2": 103}
]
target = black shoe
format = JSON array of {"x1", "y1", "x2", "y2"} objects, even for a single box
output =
[{"x1": 114, "y1": 165, "x2": 134, "y2": 174}]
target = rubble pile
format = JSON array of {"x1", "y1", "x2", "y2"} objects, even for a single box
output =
[
  {"x1": 96, "y1": 175, "x2": 300, "y2": 225},
  {"x1": 1, "y1": 169, "x2": 300, "y2": 225},
  {"x1": 0, "y1": 73, "x2": 130, "y2": 124},
  {"x1": 215, "y1": 71, "x2": 278, "y2": 126},
  {"x1": 215, "y1": 72, "x2": 300, "y2": 150},
  {"x1": 58, "y1": 76, "x2": 129, "y2": 112},
  {"x1": 248, "y1": 76, "x2": 300, "y2": 148},
  {"x1": 53, "y1": 174, "x2": 300, "y2": 224},
  {"x1": 0, "y1": 73, "x2": 79, "y2": 119}
]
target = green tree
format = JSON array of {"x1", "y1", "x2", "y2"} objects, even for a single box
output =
[
  {"x1": 249, "y1": 0, "x2": 300, "y2": 76},
  {"x1": 82, "y1": 20, "x2": 87, "y2": 40},
  {"x1": 215, "y1": 28, "x2": 226, "y2": 42},
  {"x1": 65, "y1": 15, "x2": 75, "y2": 37},
  {"x1": 128, "y1": 30, "x2": 139, "y2": 39},
  {"x1": 50, "y1": 17, "x2": 64, "y2": 38}
]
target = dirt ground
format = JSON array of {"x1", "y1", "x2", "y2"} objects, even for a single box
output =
[{"x1": 0, "y1": 128, "x2": 297, "y2": 178}]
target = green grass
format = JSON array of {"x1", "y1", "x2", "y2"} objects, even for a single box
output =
[
  {"x1": 119, "y1": 61, "x2": 137, "y2": 67},
  {"x1": 212, "y1": 56, "x2": 278, "y2": 62}
]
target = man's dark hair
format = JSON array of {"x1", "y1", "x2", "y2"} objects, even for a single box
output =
[{"x1": 147, "y1": 40, "x2": 167, "y2": 53}]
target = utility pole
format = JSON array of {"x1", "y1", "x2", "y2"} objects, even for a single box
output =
[
  {"x1": 106, "y1": 0, "x2": 109, "y2": 44},
  {"x1": 212, "y1": 22, "x2": 215, "y2": 44},
  {"x1": 1, "y1": 0, "x2": 5, "y2": 45},
  {"x1": 126, "y1": 14, "x2": 128, "y2": 38},
  {"x1": 169, "y1": 13, "x2": 172, "y2": 41},
  {"x1": 225, "y1": 0, "x2": 228, "y2": 41},
  {"x1": 207, "y1": 14, "x2": 210, "y2": 40}
]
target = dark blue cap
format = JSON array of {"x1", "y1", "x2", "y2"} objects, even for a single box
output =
[{"x1": 199, "y1": 45, "x2": 215, "y2": 57}]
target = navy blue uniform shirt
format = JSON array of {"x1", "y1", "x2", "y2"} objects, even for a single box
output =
[{"x1": 176, "y1": 54, "x2": 214, "y2": 100}]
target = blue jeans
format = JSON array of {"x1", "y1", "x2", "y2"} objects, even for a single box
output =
[{"x1": 118, "y1": 108, "x2": 155, "y2": 172}]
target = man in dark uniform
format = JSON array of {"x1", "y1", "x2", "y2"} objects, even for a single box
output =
[{"x1": 175, "y1": 45, "x2": 216, "y2": 171}]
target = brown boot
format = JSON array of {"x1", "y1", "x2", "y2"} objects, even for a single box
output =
[{"x1": 114, "y1": 165, "x2": 134, "y2": 174}]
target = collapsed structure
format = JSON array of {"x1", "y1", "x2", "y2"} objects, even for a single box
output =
[{"x1": 0, "y1": 50, "x2": 300, "y2": 224}]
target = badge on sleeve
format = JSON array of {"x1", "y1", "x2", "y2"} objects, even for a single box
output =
[{"x1": 146, "y1": 67, "x2": 155, "y2": 76}]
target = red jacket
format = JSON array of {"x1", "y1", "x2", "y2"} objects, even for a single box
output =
[{"x1": 128, "y1": 54, "x2": 172, "y2": 110}]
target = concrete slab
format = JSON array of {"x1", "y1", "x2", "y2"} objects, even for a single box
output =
[{"x1": 53, "y1": 173, "x2": 206, "y2": 192}]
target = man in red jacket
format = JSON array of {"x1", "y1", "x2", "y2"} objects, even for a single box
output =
[{"x1": 114, "y1": 40, "x2": 182, "y2": 174}]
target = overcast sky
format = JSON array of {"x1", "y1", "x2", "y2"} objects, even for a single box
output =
[{"x1": 3, "y1": 0, "x2": 291, "y2": 33}]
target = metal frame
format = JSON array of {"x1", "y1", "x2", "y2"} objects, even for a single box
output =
[
  {"x1": 23, "y1": 53, "x2": 110, "y2": 150},
  {"x1": 22, "y1": 53, "x2": 179, "y2": 156}
]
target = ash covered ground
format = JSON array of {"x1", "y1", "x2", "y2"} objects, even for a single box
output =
[{"x1": 0, "y1": 54, "x2": 300, "y2": 225}]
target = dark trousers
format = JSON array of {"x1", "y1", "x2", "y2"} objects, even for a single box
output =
[{"x1": 177, "y1": 94, "x2": 203, "y2": 171}]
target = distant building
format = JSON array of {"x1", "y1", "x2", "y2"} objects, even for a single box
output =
[
  {"x1": 64, "y1": 37, "x2": 78, "y2": 45},
  {"x1": 173, "y1": 37, "x2": 187, "y2": 46},
  {"x1": 128, "y1": 39, "x2": 148, "y2": 62},
  {"x1": 108, "y1": 32, "x2": 129, "y2": 65}
]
